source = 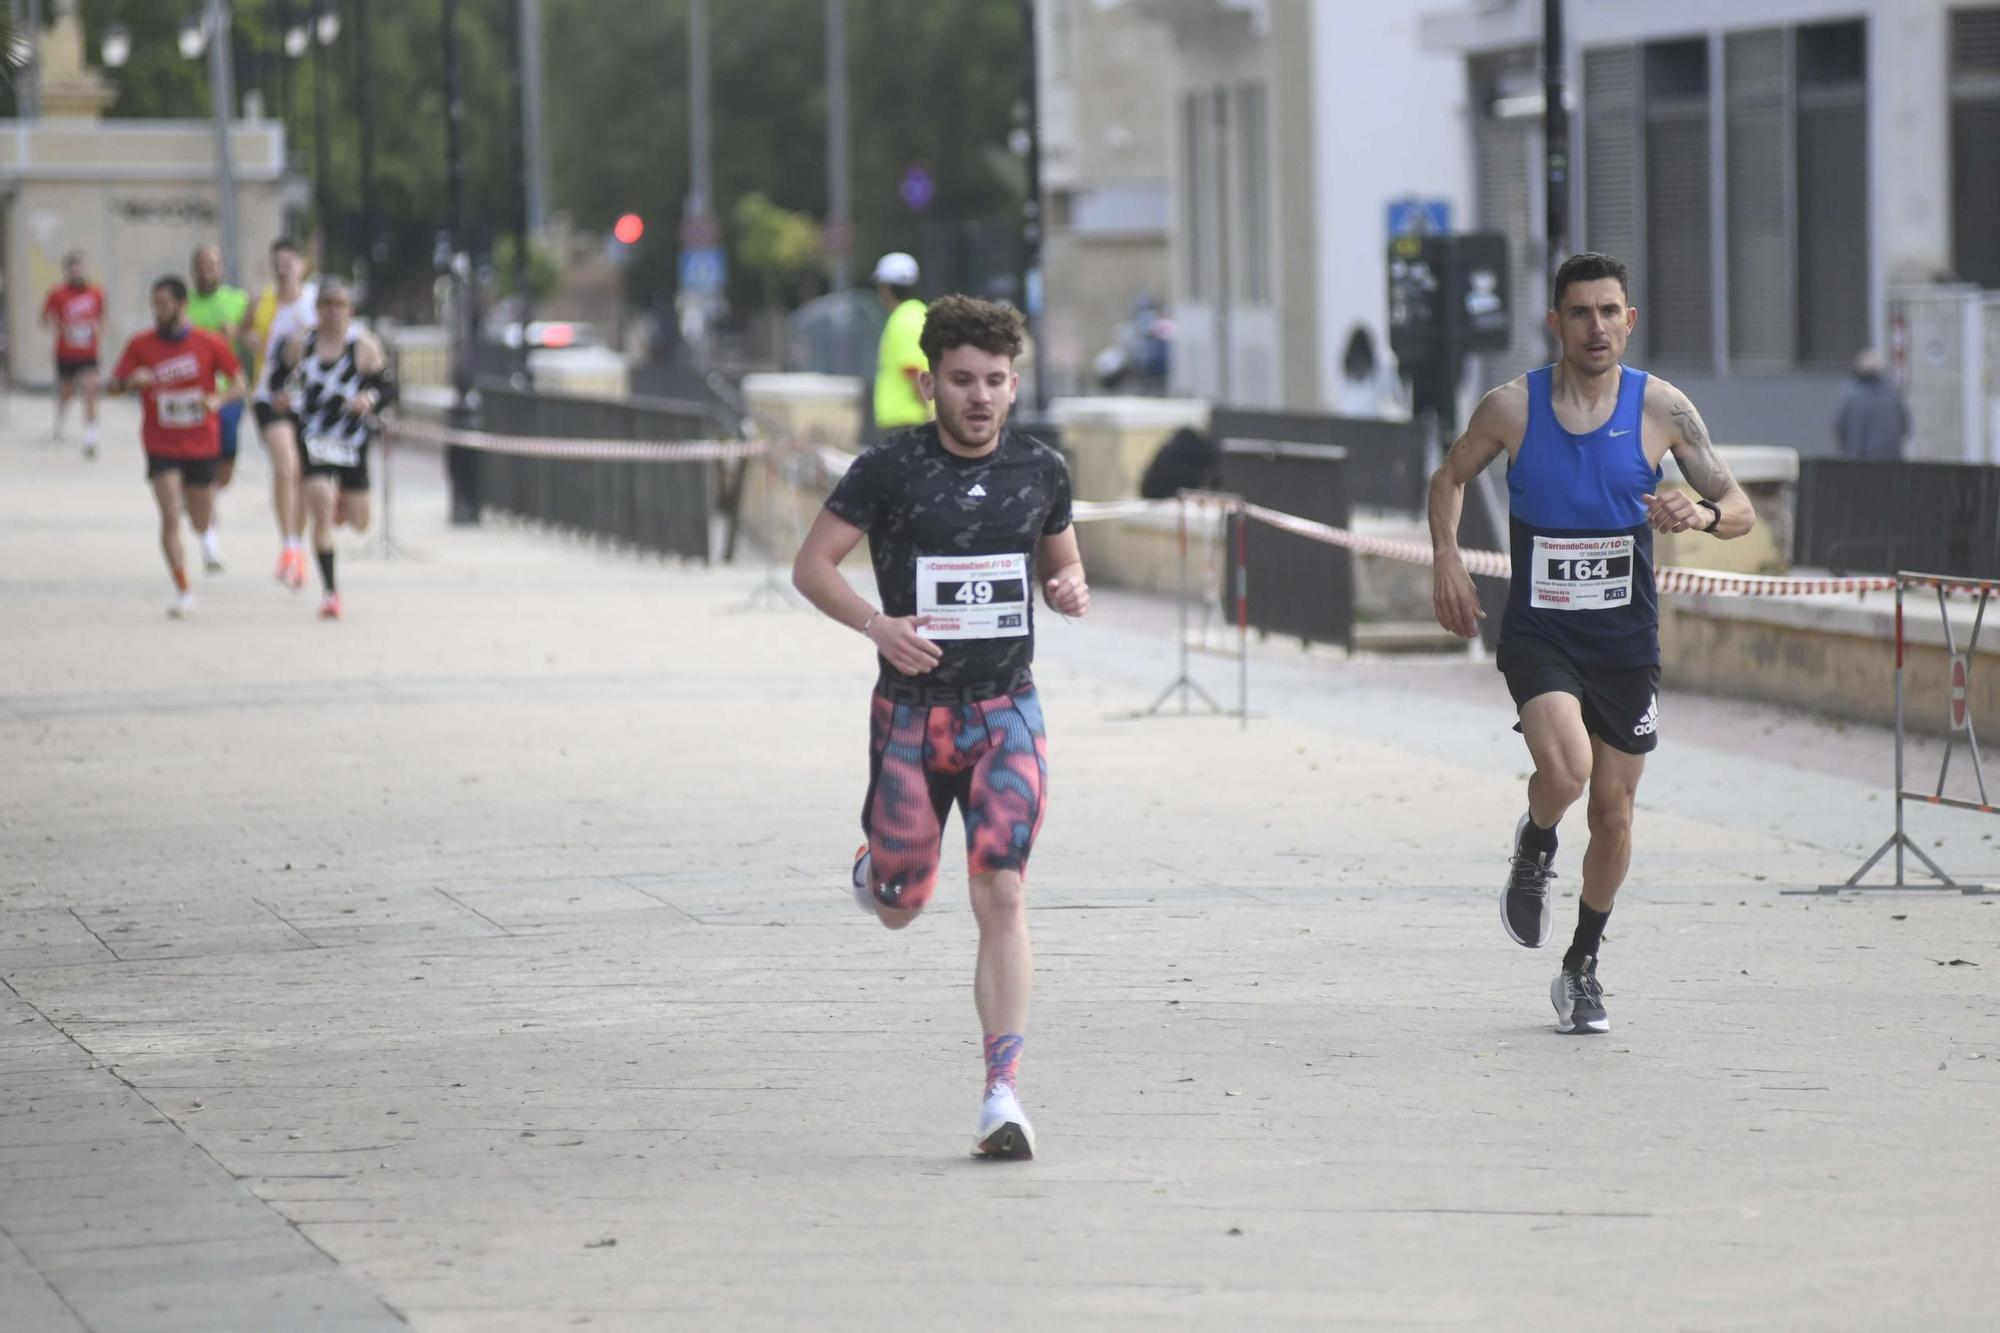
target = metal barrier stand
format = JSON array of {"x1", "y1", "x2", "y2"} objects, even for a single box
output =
[
  {"x1": 1810, "y1": 571, "x2": 1998, "y2": 894},
  {"x1": 1128, "y1": 491, "x2": 1248, "y2": 728},
  {"x1": 1132, "y1": 492, "x2": 1225, "y2": 719}
]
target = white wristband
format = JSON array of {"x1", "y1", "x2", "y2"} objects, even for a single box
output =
[{"x1": 859, "y1": 611, "x2": 879, "y2": 636}]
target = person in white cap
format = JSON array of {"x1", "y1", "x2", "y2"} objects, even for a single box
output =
[{"x1": 871, "y1": 252, "x2": 932, "y2": 433}]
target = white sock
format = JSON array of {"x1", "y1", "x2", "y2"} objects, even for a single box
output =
[
  {"x1": 82, "y1": 424, "x2": 99, "y2": 445},
  {"x1": 202, "y1": 526, "x2": 222, "y2": 557}
]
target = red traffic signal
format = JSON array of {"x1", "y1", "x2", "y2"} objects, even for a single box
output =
[{"x1": 613, "y1": 213, "x2": 645, "y2": 245}]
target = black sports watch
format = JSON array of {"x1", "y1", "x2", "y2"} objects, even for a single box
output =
[{"x1": 1696, "y1": 499, "x2": 1722, "y2": 533}]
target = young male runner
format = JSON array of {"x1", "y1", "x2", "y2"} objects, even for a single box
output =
[
  {"x1": 106, "y1": 277, "x2": 244, "y2": 618},
  {"x1": 792, "y1": 295, "x2": 1088, "y2": 1159},
  {"x1": 1429, "y1": 252, "x2": 1754, "y2": 1034},
  {"x1": 186, "y1": 245, "x2": 255, "y2": 571},
  {"x1": 265, "y1": 280, "x2": 394, "y2": 621},
  {"x1": 42, "y1": 251, "x2": 106, "y2": 456},
  {"x1": 243, "y1": 238, "x2": 319, "y2": 586}
]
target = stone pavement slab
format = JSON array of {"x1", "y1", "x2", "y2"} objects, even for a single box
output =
[{"x1": 2, "y1": 396, "x2": 1997, "y2": 1331}]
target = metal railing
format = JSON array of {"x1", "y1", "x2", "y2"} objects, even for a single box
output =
[
  {"x1": 474, "y1": 383, "x2": 717, "y2": 561},
  {"x1": 1208, "y1": 407, "x2": 1428, "y2": 514},
  {"x1": 1796, "y1": 459, "x2": 2000, "y2": 578},
  {"x1": 1218, "y1": 440, "x2": 1354, "y2": 651}
]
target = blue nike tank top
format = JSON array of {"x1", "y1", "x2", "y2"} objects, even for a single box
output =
[{"x1": 1502, "y1": 365, "x2": 1661, "y2": 667}]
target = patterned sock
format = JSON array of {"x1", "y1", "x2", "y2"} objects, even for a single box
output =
[{"x1": 983, "y1": 1033, "x2": 1023, "y2": 1094}]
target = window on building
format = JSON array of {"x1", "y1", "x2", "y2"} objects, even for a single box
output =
[
  {"x1": 1585, "y1": 22, "x2": 1870, "y2": 373},
  {"x1": 1472, "y1": 49, "x2": 1546, "y2": 371},
  {"x1": 1951, "y1": 8, "x2": 2000, "y2": 288},
  {"x1": 1644, "y1": 39, "x2": 1713, "y2": 367},
  {"x1": 1237, "y1": 81, "x2": 1271, "y2": 304},
  {"x1": 1794, "y1": 20, "x2": 1868, "y2": 366},
  {"x1": 1180, "y1": 90, "x2": 1207, "y2": 300},
  {"x1": 1049, "y1": 0, "x2": 1074, "y2": 84},
  {"x1": 1725, "y1": 29, "x2": 1790, "y2": 369},
  {"x1": 1583, "y1": 46, "x2": 1643, "y2": 359}
]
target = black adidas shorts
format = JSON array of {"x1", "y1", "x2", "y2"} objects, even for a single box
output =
[{"x1": 1497, "y1": 635, "x2": 1659, "y2": 756}]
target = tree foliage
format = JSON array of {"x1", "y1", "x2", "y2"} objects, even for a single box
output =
[{"x1": 31, "y1": 0, "x2": 1027, "y2": 316}]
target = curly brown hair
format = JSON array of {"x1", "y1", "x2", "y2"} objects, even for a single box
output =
[{"x1": 918, "y1": 294, "x2": 1025, "y2": 369}]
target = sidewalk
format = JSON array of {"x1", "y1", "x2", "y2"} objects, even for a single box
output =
[{"x1": 3, "y1": 393, "x2": 1996, "y2": 1332}]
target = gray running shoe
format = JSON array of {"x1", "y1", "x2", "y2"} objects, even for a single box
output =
[{"x1": 1551, "y1": 956, "x2": 1610, "y2": 1034}]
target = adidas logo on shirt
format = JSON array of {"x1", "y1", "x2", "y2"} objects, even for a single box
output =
[
  {"x1": 1633, "y1": 694, "x2": 1659, "y2": 737},
  {"x1": 968, "y1": 484, "x2": 987, "y2": 498}
]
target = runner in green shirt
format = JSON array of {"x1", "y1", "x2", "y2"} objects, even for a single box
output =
[
  {"x1": 186, "y1": 246, "x2": 255, "y2": 570},
  {"x1": 871, "y1": 252, "x2": 931, "y2": 434}
]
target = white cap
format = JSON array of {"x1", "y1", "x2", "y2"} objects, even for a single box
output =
[{"x1": 871, "y1": 252, "x2": 919, "y2": 286}]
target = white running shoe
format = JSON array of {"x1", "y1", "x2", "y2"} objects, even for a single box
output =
[
  {"x1": 973, "y1": 1084, "x2": 1036, "y2": 1161},
  {"x1": 167, "y1": 590, "x2": 196, "y2": 619},
  {"x1": 851, "y1": 845, "x2": 877, "y2": 915}
]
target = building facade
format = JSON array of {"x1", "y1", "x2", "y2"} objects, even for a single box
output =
[
  {"x1": 1424, "y1": 0, "x2": 1998, "y2": 455},
  {"x1": 1037, "y1": 0, "x2": 1177, "y2": 399},
  {"x1": 1134, "y1": 0, "x2": 1469, "y2": 411}
]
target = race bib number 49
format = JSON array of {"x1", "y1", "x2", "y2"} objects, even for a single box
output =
[
  {"x1": 1531, "y1": 534, "x2": 1635, "y2": 610},
  {"x1": 915, "y1": 553, "x2": 1029, "y2": 640}
]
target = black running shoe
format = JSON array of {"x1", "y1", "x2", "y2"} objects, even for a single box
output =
[
  {"x1": 1551, "y1": 956, "x2": 1609, "y2": 1034},
  {"x1": 1501, "y1": 813, "x2": 1556, "y2": 947}
]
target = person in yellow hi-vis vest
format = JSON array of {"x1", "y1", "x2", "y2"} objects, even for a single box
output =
[{"x1": 871, "y1": 252, "x2": 931, "y2": 435}]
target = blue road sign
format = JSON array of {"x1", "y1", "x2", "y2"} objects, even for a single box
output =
[
  {"x1": 899, "y1": 164, "x2": 936, "y2": 213},
  {"x1": 679, "y1": 245, "x2": 727, "y2": 296},
  {"x1": 1387, "y1": 198, "x2": 1452, "y2": 239}
]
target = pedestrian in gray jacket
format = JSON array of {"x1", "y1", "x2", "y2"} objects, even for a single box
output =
[{"x1": 1834, "y1": 349, "x2": 1910, "y2": 460}]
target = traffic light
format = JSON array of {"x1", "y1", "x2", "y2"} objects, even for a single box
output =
[{"x1": 613, "y1": 213, "x2": 645, "y2": 245}]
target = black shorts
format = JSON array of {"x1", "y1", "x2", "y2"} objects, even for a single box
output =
[
  {"x1": 146, "y1": 455, "x2": 219, "y2": 487},
  {"x1": 302, "y1": 447, "x2": 371, "y2": 492},
  {"x1": 1497, "y1": 635, "x2": 1660, "y2": 755},
  {"x1": 253, "y1": 400, "x2": 300, "y2": 434},
  {"x1": 57, "y1": 358, "x2": 98, "y2": 381}
]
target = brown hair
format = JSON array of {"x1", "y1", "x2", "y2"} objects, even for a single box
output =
[{"x1": 919, "y1": 294, "x2": 1025, "y2": 368}]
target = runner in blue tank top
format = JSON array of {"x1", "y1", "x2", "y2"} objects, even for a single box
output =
[{"x1": 1426, "y1": 253, "x2": 1755, "y2": 1035}]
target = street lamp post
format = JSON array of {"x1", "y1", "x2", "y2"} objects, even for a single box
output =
[
  {"x1": 203, "y1": 0, "x2": 242, "y2": 282},
  {"x1": 442, "y1": 0, "x2": 479, "y2": 523}
]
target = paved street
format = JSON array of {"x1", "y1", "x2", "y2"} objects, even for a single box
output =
[{"x1": 3, "y1": 394, "x2": 1997, "y2": 1332}]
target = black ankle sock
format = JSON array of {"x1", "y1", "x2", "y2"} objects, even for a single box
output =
[
  {"x1": 1518, "y1": 812, "x2": 1559, "y2": 858},
  {"x1": 1564, "y1": 903, "x2": 1610, "y2": 971},
  {"x1": 316, "y1": 548, "x2": 336, "y2": 593}
]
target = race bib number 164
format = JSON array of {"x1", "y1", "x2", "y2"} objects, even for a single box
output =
[{"x1": 1530, "y1": 534, "x2": 1635, "y2": 610}]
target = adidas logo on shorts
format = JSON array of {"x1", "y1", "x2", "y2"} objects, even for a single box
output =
[{"x1": 1633, "y1": 694, "x2": 1659, "y2": 737}]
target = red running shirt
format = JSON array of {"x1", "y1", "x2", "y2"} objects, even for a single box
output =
[
  {"x1": 43, "y1": 284, "x2": 105, "y2": 362},
  {"x1": 111, "y1": 328, "x2": 242, "y2": 459}
]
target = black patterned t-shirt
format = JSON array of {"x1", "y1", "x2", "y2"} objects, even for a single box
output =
[{"x1": 824, "y1": 423, "x2": 1073, "y2": 702}]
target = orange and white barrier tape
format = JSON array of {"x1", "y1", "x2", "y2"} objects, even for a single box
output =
[
  {"x1": 396, "y1": 421, "x2": 1925, "y2": 599},
  {"x1": 389, "y1": 416, "x2": 770, "y2": 463}
]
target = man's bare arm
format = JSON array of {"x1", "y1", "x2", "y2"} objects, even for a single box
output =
[
  {"x1": 1428, "y1": 384, "x2": 1519, "y2": 637},
  {"x1": 1647, "y1": 382, "x2": 1755, "y2": 539}
]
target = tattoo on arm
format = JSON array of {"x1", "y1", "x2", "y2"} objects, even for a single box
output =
[{"x1": 1669, "y1": 397, "x2": 1738, "y2": 498}]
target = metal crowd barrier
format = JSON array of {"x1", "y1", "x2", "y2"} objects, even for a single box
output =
[
  {"x1": 474, "y1": 383, "x2": 718, "y2": 561},
  {"x1": 1218, "y1": 439, "x2": 1355, "y2": 652},
  {"x1": 1796, "y1": 458, "x2": 2000, "y2": 578},
  {"x1": 1815, "y1": 572, "x2": 1999, "y2": 894}
]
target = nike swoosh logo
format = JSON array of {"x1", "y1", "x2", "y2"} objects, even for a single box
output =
[{"x1": 1608, "y1": 429, "x2": 1632, "y2": 437}]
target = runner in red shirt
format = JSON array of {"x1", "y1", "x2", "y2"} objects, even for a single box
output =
[
  {"x1": 107, "y1": 276, "x2": 245, "y2": 618},
  {"x1": 40, "y1": 251, "x2": 107, "y2": 457}
]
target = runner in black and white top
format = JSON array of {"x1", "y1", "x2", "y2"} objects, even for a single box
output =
[
  {"x1": 266, "y1": 280, "x2": 394, "y2": 621},
  {"x1": 792, "y1": 295, "x2": 1087, "y2": 1162},
  {"x1": 244, "y1": 238, "x2": 320, "y2": 588}
]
